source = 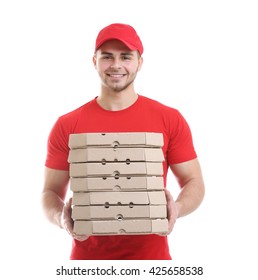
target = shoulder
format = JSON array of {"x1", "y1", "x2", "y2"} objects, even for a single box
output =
[
  {"x1": 139, "y1": 95, "x2": 181, "y2": 116},
  {"x1": 59, "y1": 99, "x2": 94, "y2": 121},
  {"x1": 49, "y1": 98, "x2": 96, "y2": 136},
  {"x1": 139, "y1": 95, "x2": 191, "y2": 135},
  {"x1": 56, "y1": 99, "x2": 95, "y2": 127}
]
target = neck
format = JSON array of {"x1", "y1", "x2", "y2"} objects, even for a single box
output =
[{"x1": 96, "y1": 88, "x2": 138, "y2": 111}]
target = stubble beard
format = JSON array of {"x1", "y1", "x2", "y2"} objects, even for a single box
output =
[
  {"x1": 102, "y1": 70, "x2": 138, "y2": 93},
  {"x1": 108, "y1": 78, "x2": 135, "y2": 93}
]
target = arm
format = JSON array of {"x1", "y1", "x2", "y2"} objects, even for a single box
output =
[
  {"x1": 166, "y1": 158, "x2": 205, "y2": 233},
  {"x1": 41, "y1": 167, "x2": 88, "y2": 241},
  {"x1": 41, "y1": 167, "x2": 69, "y2": 228}
]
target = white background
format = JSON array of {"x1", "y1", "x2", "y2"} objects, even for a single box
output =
[{"x1": 0, "y1": 0, "x2": 257, "y2": 279}]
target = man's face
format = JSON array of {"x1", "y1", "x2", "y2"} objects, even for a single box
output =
[{"x1": 93, "y1": 40, "x2": 143, "y2": 92}]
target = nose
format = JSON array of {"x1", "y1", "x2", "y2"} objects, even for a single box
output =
[{"x1": 110, "y1": 57, "x2": 122, "y2": 69}]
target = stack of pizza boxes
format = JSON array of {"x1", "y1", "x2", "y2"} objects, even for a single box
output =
[{"x1": 68, "y1": 132, "x2": 168, "y2": 235}]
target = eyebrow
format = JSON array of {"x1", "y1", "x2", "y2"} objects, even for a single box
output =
[{"x1": 100, "y1": 51, "x2": 134, "y2": 56}]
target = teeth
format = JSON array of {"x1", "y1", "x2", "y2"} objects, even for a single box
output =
[{"x1": 109, "y1": 74, "x2": 124, "y2": 77}]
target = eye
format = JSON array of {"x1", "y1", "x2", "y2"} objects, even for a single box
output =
[
  {"x1": 121, "y1": 55, "x2": 132, "y2": 61},
  {"x1": 102, "y1": 55, "x2": 112, "y2": 60}
]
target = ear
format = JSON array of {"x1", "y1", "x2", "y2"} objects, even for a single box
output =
[
  {"x1": 137, "y1": 56, "x2": 143, "y2": 72},
  {"x1": 92, "y1": 54, "x2": 97, "y2": 69}
]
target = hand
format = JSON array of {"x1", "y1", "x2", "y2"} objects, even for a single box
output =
[
  {"x1": 61, "y1": 198, "x2": 89, "y2": 242},
  {"x1": 163, "y1": 188, "x2": 179, "y2": 235}
]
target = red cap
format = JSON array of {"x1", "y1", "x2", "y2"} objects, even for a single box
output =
[{"x1": 95, "y1": 23, "x2": 144, "y2": 55}]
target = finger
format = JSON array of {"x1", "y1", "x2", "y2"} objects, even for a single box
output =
[
  {"x1": 63, "y1": 199, "x2": 89, "y2": 241},
  {"x1": 61, "y1": 198, "x2": 75, "y2": 236},
  {"x1": 64, "y1": 198, "x2": 72, "y2": 216},
  {"x1": 73, "y1": 234, "x2": 89, "y2": 242},
  {"x1": 164, "y1": 188, "x2": 177, "y2": 234},
  {"x1": 164, "y1": 188, "x2": 173, "y2": 203}
]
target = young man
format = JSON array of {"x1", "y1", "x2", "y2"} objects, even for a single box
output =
[{"x1": 41, "y1": 23, "x2": 205, "y2": 260}]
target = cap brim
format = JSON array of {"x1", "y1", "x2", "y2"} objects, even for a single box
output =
[{"x1": 96, "y1": 38, "x2": 137, "y2": 52}]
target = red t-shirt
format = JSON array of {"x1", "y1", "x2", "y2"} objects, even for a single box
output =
[{"x1": 45, "y1": 95, "x2": 197, "y2": 260}]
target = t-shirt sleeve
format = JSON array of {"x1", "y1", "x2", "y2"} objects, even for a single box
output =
[
  {"x1": 166, "y1": 110, "x2": 197, "y2": 165},
  {"x1": 45, "y1": 117, "x2": 70, "y2": 170}
]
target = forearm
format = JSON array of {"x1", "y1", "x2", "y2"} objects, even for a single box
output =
[
  {"x1": 41, "y1": 190, "x2": 65, "y2": 228},
  {"x1": 175, "y1": 177, "x2": 205, "y2": 218}
]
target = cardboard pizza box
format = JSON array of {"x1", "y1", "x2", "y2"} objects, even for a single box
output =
[
  {"x1": 68, "y1": 147, "x2": 164, "y2": 163},
  {"x1": 69, "y1": 162, "x2": 163, "y2": 177},
  {"x1": 73, "y1": 219, "x2": 168, "y2": 235},
  {"x1": 72, "y1": 191, "x2": 167, "y2": 206},
  {"x1": 72, "y1": 205, "x2": 167, "y2": 220},
  {"x1": 70, "y1": 176, "x2": 164, "y2": 192},
  {"x1": 69, "y1": 132, "x2": 164, "y2": 149}
]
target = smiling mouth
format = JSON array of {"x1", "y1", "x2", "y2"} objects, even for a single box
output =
[{"x1": 106, "y1": 74, "x2": 126, "y2": 78}]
